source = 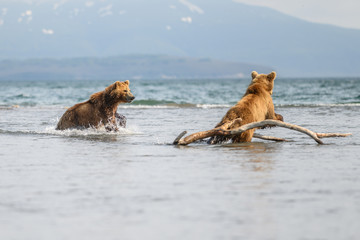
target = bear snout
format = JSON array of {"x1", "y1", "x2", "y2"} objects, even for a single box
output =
[{"x1": 126, "y1": 95, "x2": 135, "y2": 102}]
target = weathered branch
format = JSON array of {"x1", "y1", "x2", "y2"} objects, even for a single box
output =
[
  {"x1": 174, "y1": 120, "x2": 351, "y2": 146},
  {"x1": 316, "y1": 133, "x2": 352, "y2": 138},
  {"x1": 252, "y1": 132, "x2": 351, "y2": 142},
  {"x1": 173, "y1": 131, "x2": 187, "y2": 145},
  {"x1": 252, "y1": 133, "x2": 288, "y2": 142},
  {"x1": 230, "y1": 120, "x2": 324, "y2": 144},
  {"x1": 176, "y1": 118, "x2": 242, "y2": 145}
]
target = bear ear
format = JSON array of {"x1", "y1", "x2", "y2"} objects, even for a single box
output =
[
  {"x1": 267, "y1": 71, "x2": 276, "y2": 81},
  {"x1": 124, "y1": 80, "x2": 130, "y2": 85},
  {"x1": 113, "y1": 81, "x2": 121, "y2": 89},
  {"x1": 106, "y1": 81, "x2": 120, "y2": 92},
  {"x1": 251, "y1": 71, "x2": 258, "y2": 80}
]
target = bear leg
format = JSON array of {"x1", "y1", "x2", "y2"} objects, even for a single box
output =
[
  {"x1": 231, "y1": 129, "x2": 255, "y2": 143},
  {"x1": 115, "y1": 113, "x2": 127, "y2": 128}
]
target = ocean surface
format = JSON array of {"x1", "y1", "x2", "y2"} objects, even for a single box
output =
[{"x1": 1, "y1": 78, "x2": 360, "y2": 240}]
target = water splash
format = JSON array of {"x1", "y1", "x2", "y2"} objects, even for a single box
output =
[{"x1": 0, "y1": 125, "x2": 141, "y2": 138}]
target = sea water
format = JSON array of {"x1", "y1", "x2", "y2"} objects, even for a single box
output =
[{"x1": 0, "y1": 78, "x2": 360, "y2": 240}]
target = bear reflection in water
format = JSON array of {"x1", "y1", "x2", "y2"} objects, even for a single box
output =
[{"x1": 56, "y1": 80, "x2": 135, "y2": 131}]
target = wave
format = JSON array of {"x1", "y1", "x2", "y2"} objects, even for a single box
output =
[
  {"x1": 2, "y1": 101, "x2": 360, "y2": 110},
  {"x1": 118, "y1": 102, "x2": 360, "y2": 109},
  {"x1": 119, "y1": 103, "x2": 232, "y2": 109},
  {"x1": 130, "y1": 99, "x2": 232, "y2": 108},
  {"x1": 132, "y1": 99, "x2": 179, "y2": 106},
  {"x1": 276, "y1": 103, "x2": 360, "y2": 108},
  {"x1": 0, "y1": 105, "x2": 21, "y2": 110}
]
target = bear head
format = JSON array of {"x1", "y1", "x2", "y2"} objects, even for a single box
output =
[
  {"x1": 104, "y1": 80, "x2": 135, "y2": 104},
  {"x1": 249, "y1": 71, "x2": 276, "y2": 95}
]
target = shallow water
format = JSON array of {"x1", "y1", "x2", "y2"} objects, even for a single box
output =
[{"x1": 1, "y1": 78, "x2": 360, "y2": 240}]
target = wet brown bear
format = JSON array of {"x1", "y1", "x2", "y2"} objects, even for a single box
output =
[
  {"x1": 208, "y1": 71, "x2": 283, "y2": 144},
  {"x1": 56, "y1": 80, "x2": 135, "y2": 131}
]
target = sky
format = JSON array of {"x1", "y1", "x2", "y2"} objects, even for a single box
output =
[
  {"x1": 4, "y1": 0, "x2": 360, "y2": 30},
  {"x1": 4, "y1": 0, "x2": 360, "y2": 29},
  {"x1": 234, "y1": 0, "x2": 360, "y2": 29}
]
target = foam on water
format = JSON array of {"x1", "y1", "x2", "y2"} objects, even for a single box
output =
[
  {"x1": 118, "y1": 103, "x2": 232, "y2": 109},
  {"x1": 46, "y1": 125, "x2": 140, "y2": 137},
  {"x1": 0, "y1": 125, "x2": 141, "y2": 138}
]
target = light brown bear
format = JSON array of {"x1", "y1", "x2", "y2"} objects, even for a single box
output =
[
  {"x1": 56, "y1": 80, "x2": 135, "y2": 131},
  {"x1": 208, "y1": 71, "x2": 283, "y2": 144}
]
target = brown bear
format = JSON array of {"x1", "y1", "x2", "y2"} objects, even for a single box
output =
[
  {"x1": 56, "y1": 80, "x2": 135, "y2": 131},
  {"x1": 208, "y1": 71, "x2": 283, "y2": 144}
]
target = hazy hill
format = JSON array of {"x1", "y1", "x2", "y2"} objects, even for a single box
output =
[
  {"x1": 0, "y1": 55, "x2": 272, "y2": 80},
  {"x1": 1, "y1": 0, "x2": 360, "y2": 77}
]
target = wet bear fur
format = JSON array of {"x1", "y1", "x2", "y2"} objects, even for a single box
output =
[
  {"x1": 56, "y1": 80, "x2": 135, "y2": 131},
  {"x1": 208, "y1": 71, "x2": 283, "y2": 144}
]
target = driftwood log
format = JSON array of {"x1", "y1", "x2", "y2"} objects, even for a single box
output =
[{"x1": 173, "y1": 119, "x2": 351, "y2": 145}]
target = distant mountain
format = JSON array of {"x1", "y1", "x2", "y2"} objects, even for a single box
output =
[
  {"x1": 0, "y1": 0, "x2": 360, "y2": 77},
  {"x1": 0, "y1": 55, "x2": 272, "y2": 80}
]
